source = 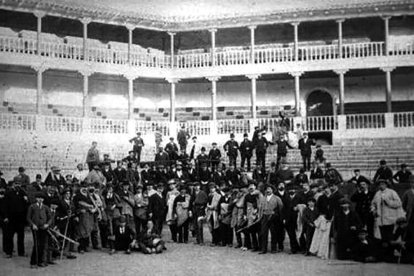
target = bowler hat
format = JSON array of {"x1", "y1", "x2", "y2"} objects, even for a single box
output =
[
  {"x1": 339, "y1": 198, "x2": 351, "y2": 205},
  {"x1": 35, "y1": 192, "x2": 46, "y2": 199}
]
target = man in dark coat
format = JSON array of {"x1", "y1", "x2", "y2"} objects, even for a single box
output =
[
  {"x1": 298, "y1": 132, "x2": 315, "y2": 171},
  {"x1": 275, "y1": 135, "x2": 293, "y2": 169},
  {"x1": 191, "y1": 182, "x2": 208, "y2": 244},
  {"x1": 45, "y1": 166, "x2": 66, "y2": 193},
  {"x1": 224, "y1": 133, "x2": 239, "y2": 167},
  {"x1": 155, "y1": 147, "x2": 170, "y2": 167},
  {"x1": 113, "y1": 161, "x2": 127, "y2": 188},
  {"x1": 239, "y1": 133, "x2": 254, "y2": 172},
  {"x1": 129, "y1": 132, "x2": 145, "y2": 163},
  {"x1": 255, "y1": 132, "x2": 269, "y2": 169},
  {"x1": 148, "y1": 184, "x2": 166, "y2": 235},
  {"x1": 274, "y1": 182, "x2": 289, "y2": 252},
  {"x1": 3, "y1": 181, "x2": 29, "y2": 258},
  {"x1": 225, "y1": 164, "x2": 240, "y2": 188},
  {"x1": 165, "y1": 137, "x2": 179, "y2": 163},
  {"x1": 208, "y1": 142, "x2": 222, "y2": 172},
  {"x1": 373, "y1": 159, "x2": 393, "y2": 184},
  {"x1": 284, "y1": 185, "x2": 303, "y2": 254},
  {"x1": 177, "y1": 125, "x2": 190, "y2": 152},
  {"x1": 335, "y1": 198, "x2": 361, "y2": 260},
  {"x1": 351, "y1": 181, "x2": 375, "y2": 237},
  {"x1": 114, "y1": 215, "x2": 134, "y2": 254},
  {"x1": 13, "y1": 167, "x2": 30, "y2": 190},
  {"x1": 27, "y1": 192, "x2": 52, "y2": 268}
]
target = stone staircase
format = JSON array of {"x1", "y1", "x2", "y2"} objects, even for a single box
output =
[{"x1": 1, "y1": 130, "x2": 413, "y2": 182}]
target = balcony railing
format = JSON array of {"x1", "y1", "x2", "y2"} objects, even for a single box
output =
[
  {"x1": 346, "y1": 113, "x2": 386, "y2": 129},
  {"x1": 394, "y1": 112, "x2": 414, "y2": 128},
  {"x1": 0, "y1": 112, "x2": 413, "y2": 138},
  {"x1": 1, "y1": 35, "x2": 414, "y2": 70},
  {"x1": 304, "y1": 116, "x2": 338, "y2": 131}
]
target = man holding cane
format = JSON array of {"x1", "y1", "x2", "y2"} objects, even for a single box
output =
[{"x1": 27, "y1": 192, "x2": 52, "y2": 268}]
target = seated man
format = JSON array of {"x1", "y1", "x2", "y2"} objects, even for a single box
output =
[
  {"x1": 138, "y1": 221, "x2": 166, "y2": 254},
  {"x1": 114, "y1": 215, "x2": 134, "y2": 254},
  {"x1": 352, "y1": 229, "x2": 382, "y2": 263}
]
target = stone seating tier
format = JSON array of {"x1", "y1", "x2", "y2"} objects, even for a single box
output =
[{"x1": 0, "y1": 132, "x2": 413, "y2": 183}]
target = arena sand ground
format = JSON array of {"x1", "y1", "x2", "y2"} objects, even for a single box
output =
[{"x1": 0, "y1": 230, "x2": 413, "y2": 276}]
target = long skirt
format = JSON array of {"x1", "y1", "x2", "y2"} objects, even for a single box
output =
[{"x1": 309, "y1": 215, "x2": 331, "y2": 259}]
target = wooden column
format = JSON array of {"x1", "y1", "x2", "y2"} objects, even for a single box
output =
[
  {"x1": 124, "y1": 74, "x2": 139, "y2": 119},
  {"x1": 167, "y1": 78, "x2": 180, "y2": 122},
  {"x1": 337, "y1": 19, "x2": 345, "y2": 58},
  {"x1": 81, "y1": 18, "x2": 91, "y2": 60},
  {"x1": 210, "y1": 29, "x2": 217, "y2": 66},
  {"x1": 32, "y1": 65, "x2": 48, "y2": 115},
  {"x1": 207, "y1": 77, "x2": 220, "y2": 121},
  {"x1": 289, "y1": 71, "x2": 303, "y2": 115},
  {"x1": 381, "y1": 67, "x2": 395, "y2": 113},
  {"x1": 246, "y1": 74, "x2": 260, "y2": 119},
  {"x1": 34, "y1": 12, "x2": 46, "y2": 55},
  {"x1": 168, "y1": 32, "x2": 175, "y2": 68},
  {"x1": 292, "y1": 22, "x2": 300, "y2": 61},
  {"x1": 249, "y1": 26, "x2": 256, "y2": 64},
  {"x1": 126, "y1": 24, "x2": 135, "y2": 65},
  {"x1": 334, "y1": 69, "x2": 348, "y2": 115},
  {"x1": 383, "y1": 17, "x2": 391, "y2": 56},
  {"x1": 78, "y1": 69, "x2": 93, "y2": 118}
]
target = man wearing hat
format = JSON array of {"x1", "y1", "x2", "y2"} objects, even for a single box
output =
[
  {"x1": 3, "y1": 180, "x2": 29, "y2": 258},
  {"x1": 86, "y1": 141, "x2": 100, "y2": 172},
  {"x1": 298, "y1": 132, "x2": 315, "y2": 171},
  {"x1": 27, "y1": 192, "x2": 52, "y2": 268},
  {"x1": 155, "y1": 146, "x2": 170, "y2": 168},
  {"x1": 190, "y1": 182, "x2": 208, "y2": 245},
  {"x1": 208, "y1": 142, "x2": 221, "y2": 172},
  {"x1": 352, "y1": 228, "x2": 382, "y2": 263},
  {"x1": 189, "y1": 136, "x2": 201, "y2": 161},
  {"x1": 239, "y1": 133, "x2": 254, "y2": 172},
  {"x1": 275, "y1": 135, "x2": 294, "y2": 170},
  {"x1": 258, "y1": 185, "x2": 283, "y2": 254},
  {"x1": 335, "y1": 198, "x2": 361, "y2": 260},
  {"x1": 13, "y1": 167, "x2": 30, "y2": 189},
  {"x1": 401, "y1": 175, "x2": 414, "y2": 258},
  {"x1": 394, "y1": 164, "x2": 413, "y2": 196},
  {"x1": 351, "y1": 181, "x2": 375, "y2": 237},
  {"x1": 196, "y1": 147, "x2": 209, "y2": 171},
  {"x1": 255, "y1": 132, "x2": 269, "y2": 169},
  {"x1": 123, "y1": 151, "x2": 138, "y2": 165},
  {"x1": 129, "y1": 132, "x2": 145, "y2": 164},
  {"x1": 45, "y1": 166, "x2": 66, "y2": 193},
  {"x1": 373, "y1": 159, "x2": 393, "y2": 184},
  {"x1": 117, "y1": 182, "x2": 135, "y2": 235},
  {"x1": 114, "y1": 215, "x2": 134, "y2": 254},
  {"x1": 148, "y1": 183, "x2": 166, "y2": 235},
  {"x1": 284, "y1": 185, "x2": 302, "y2": 254},
  {"x1": 206, "y1": 183, "x2": 222, "y2": 246},
  {"x1": 73, "y1": 164, "x2": 88, "y2": 184},
  {"x1": 56, "y1": 188, "x2": 77, "y2": 259},
  {"x1": 0, "y1": 170, "x2": 6, "y2": 189},
  {"x1": 165, "y1": 137, "x2": 179, "y2": 163},
  {"x1": 371, "y1": 179, "x2": 402, "y2": 245},
  {"x1": 243, "y1": 182, "x2": 262, "y2": 251},
  {"x1": 224, "y1": 133, "x2": 239, "y2": 167},
  {"x1": 85, "y1": 165, "x2": 106, "y2": 189},
  {"x1": 173, "y1": 184, "x2": 191, "y2": 243},
  {"x1": 177, "y1": 125, "x2": 190, "y2": 152}
]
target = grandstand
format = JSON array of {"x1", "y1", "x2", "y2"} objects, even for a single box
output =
[{"x1": 0, "y1": 0, "x2": 414, "y2": 180}]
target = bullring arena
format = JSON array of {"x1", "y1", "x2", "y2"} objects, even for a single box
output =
[{"x1": 1, "y1": 0, "x2": 414, "y2": 275}]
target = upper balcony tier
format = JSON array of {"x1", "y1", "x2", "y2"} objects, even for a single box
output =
[{"x1": 0, "y1": 32, "x2": 414, "y2": 79}]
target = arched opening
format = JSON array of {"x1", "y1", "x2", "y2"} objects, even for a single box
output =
[{"x1": 306, "y1": 90, "x2": 333, "y2": 117}]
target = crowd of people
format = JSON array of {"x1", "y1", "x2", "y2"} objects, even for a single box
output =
[{"x1": 0, "y1": 122, "x2": 414, "y2": 269}]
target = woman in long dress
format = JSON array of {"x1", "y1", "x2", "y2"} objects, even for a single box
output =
[
  {"x1": 166, "y1": 181, "x2": 179, "y2": 242},
  {"x1": 310, "y1": 184, "x2": 332, "y2": 259}
]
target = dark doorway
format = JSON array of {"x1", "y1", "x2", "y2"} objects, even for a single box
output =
[{"x1": 306, "y1": 90, "x2": 333, "y2": 116}]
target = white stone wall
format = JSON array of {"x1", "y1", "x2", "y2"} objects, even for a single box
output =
[{"x1": 1, "y1": 70, "x2": 413, "y2": 110}]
